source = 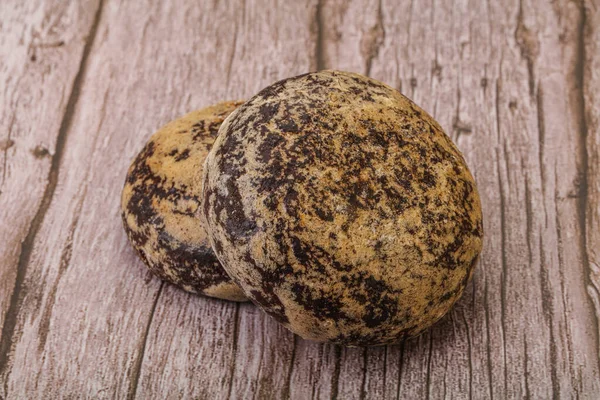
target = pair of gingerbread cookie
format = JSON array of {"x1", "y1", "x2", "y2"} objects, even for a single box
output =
[{"x1": 121, "y1": 71, "x2": 483, "y2": 346}]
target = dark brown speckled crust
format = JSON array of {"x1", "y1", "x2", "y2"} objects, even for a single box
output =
[
  {"x1": 203, "y1": 71, "x2": 484, "y2": 346},
  {"x1": 121, "y1": 101, "x2": 247, "y2": 302}
]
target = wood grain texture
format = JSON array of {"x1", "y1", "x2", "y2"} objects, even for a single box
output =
[
  {"x1": 0, "y1": 0, "x2": 599, "y2": 399},
  {"x1": 0, "y1": 0, "x2": 103, "y2": 395},
  {"x1": 583, "y1": 0, "x2": 600, "y2": 367}
]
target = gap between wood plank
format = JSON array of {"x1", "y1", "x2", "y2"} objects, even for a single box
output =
[
  {"x1": 424, "y1": 334, "x2": 434, "y2": 400},
  {"x1": 314, "y1": 0, "x2": 325, "y2": 71},
  {"x1": 394, "y1": 342, "x2": 404, "y2": 400},
  {"x1": 329, "y1": 345, "x2": 341, "y2": 400},
  {"x1": 0, "y1": 0, "x2": 105, "y2": 389},
  {"x1": 226, "y1": 303, "x2": 240, "y2": 400},
  {"x1": 359, "y1": 347, "x2": 368, "y2": 400},
  {"x1": 127, "y1": 281, "x2": 164, "y2": 400}
]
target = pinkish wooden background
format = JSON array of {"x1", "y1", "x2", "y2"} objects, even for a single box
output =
[{"x1": 1, "y1": 0, "x2": 599, "y2": 398}]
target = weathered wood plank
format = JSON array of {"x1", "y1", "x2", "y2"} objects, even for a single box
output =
[
  {"x1": 1, "y1": 0, "x2": 599, "y2": 398},
  {"x1": 583, "y1": 0, "x2": 600, "y2": 369},
  {"x1": 1, "y1": 0, "x2": 318, "y2": 398},
  {"x1": 133, "y1": 1, "x2": 319, "y2": 399},
  {"x1": 0, "y1": 0, "x2": 102, "y2": 396},
  {"x1": 288, "y1": 342, "x2": 339, "y2": 399},
  {"x1": 318, "y1": 0, "x2": 600, "y2": 398}
]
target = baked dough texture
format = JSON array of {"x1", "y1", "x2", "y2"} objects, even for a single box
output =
[
  {"x1": 203, "y1": 71, "x2": 483, "y2": 345},
  {"x1": 122, "y1": 101, "x2": 247, "y2": 302}
]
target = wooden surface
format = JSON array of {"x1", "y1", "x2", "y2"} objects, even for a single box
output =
[{"x1": 1, "y1": 0, "x2": 599, "y2": 398}]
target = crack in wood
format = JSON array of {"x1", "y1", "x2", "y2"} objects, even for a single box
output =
[
  {"x1": 395, "y1": 342, "x2": 404, "y2": 400},
  {"x1": 226, "y1": 0, "x2": 243, "y2": 88},
  {"x1": 313, "y1": 0, "x2": 326, "y2": 71},
  {"x1": 495, "y1": 75, "x2": 502, "y2": 144},
  {"x1": 524, "y1": 174, "x2": 534, "y2": 265},
  {"x1": 127, "y1": 282, "x2": 163, "y2": 400},
  {"x1": 483, "y1": 267, "x2": 494, "y2": 400},
  {"x1": 283, "y1": 327, "x2": 297, "y2": 399},
  {"x1": 358, "y1": 347, "x2": 368, "y2": 400},
  {"x1": 539, "y1": 234, "x2": 560, "y2": 399},
  {"x1": 459, "y1": 308, "x2": 474, "y2": 400},
  {"x1": 515, "y1": 0, "x2": 539, "y2": 97},
  {"x1": 453, "y1": 85, "x2": 473, "y2": 143},
  {"x1": 0, "y1": 114, "x2": 16, "y2": 191},
  {"x1": 0, "y1": 0, "x2": 105, "y2": 392},
  {"x1": 36, "y1": 190, "x2": 86, "y2": 355},
  {"x1": 382, "y1": 345, "x2": 388, "y2": 398},
  {"x1": 442, "y1": 340, "x2": 448, "y2": 400},
  {"x1": 554, "y1": 170, "x2": 578, "y2": 394},
  {"x1": 329, "y1": 345, "x2": 341, "y2": 400},
  {"x1": 494, "y1": 147, "x2": 509, "y2": 397},
  {"x1": 523, "y1": 333, "x2": 531, "y2": 400},
  {"x1": 226, "y1": 303, "x2": 240, "y2": 400},
  {"x1": 362, "y1": 0, "x2": 385, "y2": 77},
  {"x1": 536, "y1": 85, "x2": 546, "y2": 197},
  {"x1": 424, "y1": 334, "x2": 434, "y2": 400},
  {"x1": 309, "y1": 344, "x2": 320, "y2": 400}
]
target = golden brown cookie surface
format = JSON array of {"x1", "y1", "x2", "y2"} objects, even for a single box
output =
[
  {"x1": 203, "y1": 71, "x2": 483, "y2": 344},
  {"x1": 122, "y1": 101, "x2": 247, "y2": 301}
]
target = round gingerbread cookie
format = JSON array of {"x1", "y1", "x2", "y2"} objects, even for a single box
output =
[
  {"x1": 202, "y1": 71, "x2": 483, "y2": 344},
  {"x1": 122, "y1": 101, "x2": 247, "y2": 301}
]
